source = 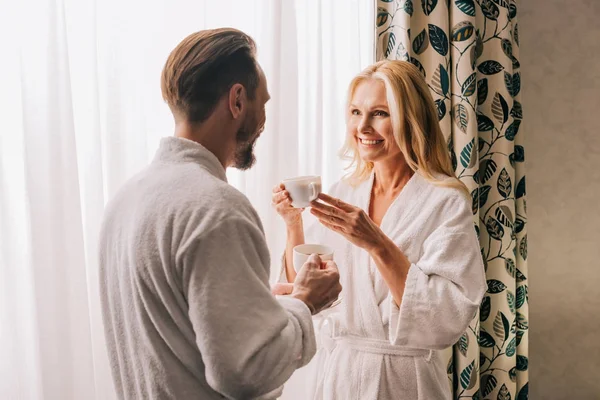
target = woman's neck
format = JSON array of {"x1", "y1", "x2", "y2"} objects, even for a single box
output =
[{"x1": 372, "y1": 157, "x2": 414, "y2": 196}]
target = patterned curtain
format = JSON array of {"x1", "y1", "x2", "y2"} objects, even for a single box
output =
[{"x1": 375, "y1": 1, "x2": 528, "y2": 399}]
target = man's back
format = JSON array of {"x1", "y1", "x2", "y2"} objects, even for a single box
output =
[{"x1": 99, "y1": 137, "x2": 313, "y2": 399}]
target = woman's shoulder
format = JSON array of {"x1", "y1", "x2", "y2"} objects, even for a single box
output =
[{"x1": 415, "y1": 172, "x2": 471, "y2": 214}]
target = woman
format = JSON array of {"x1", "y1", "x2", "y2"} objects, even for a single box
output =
[{"x1": 272, "y1": 60, "x2": 486, "y2": 399}]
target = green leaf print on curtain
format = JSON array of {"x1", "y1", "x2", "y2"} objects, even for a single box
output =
[{"x1": 376, "y1": 0, "x2": 528, "y2": 398}]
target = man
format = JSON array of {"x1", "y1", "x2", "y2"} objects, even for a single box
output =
[{"x1": 99, "y1": 28, "x2": 341, "y2": 400}]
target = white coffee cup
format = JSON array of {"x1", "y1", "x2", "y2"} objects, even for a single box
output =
[
  {"x1": 282, "y1": 176, "x2": 322, "y2": 208},
  {"x1": 293, "y1": 244, "x2": 334, "y2": 273}
]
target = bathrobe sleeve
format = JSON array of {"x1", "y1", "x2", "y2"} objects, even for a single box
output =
[
  {"x1": 183, "y1": 215, "x2": 316, "y2": 399},
  {"x1": 389, "y1": 194, "x2": 487, "y2": 349}
]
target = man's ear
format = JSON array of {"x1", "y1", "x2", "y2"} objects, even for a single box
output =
[{"x1": 228, "y1": 83, "x2": 246, "y2": 119}]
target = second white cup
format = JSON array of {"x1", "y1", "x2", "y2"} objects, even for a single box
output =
[{"x1": 293, "y1": 244, "x2": 334, "y2": 273}]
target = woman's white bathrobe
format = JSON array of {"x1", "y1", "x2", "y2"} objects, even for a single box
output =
[{"x1": 280, "y1": 171, "x2": 486, "y2": 400}]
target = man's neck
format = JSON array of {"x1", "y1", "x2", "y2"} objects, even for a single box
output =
[{"x1": 173, "y1": 118, "x2": 234, "y2": 169}]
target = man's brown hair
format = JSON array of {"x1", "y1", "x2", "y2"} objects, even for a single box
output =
[{"x1": 161, "y1": 28, "x2": 259, "y2": 122}]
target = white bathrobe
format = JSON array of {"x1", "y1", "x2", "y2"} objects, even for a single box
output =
[
  {"x1": 280, "y1": 171, "x2": 486, "y2": 400},
  {"x1": 100, "y1": 137, "x2": 315, "y2": 400}
]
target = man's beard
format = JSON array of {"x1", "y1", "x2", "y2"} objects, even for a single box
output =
[{"x1": 233, "y1": 121, "x2": 262, "y2": 170}]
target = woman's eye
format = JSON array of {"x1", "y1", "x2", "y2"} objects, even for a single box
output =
[
  {"x1": 351, "y1": 109, "x2": 361, "y2": 115},
  {"x1": 373, "y1": 110, "x2": 388, "y2": 117}
]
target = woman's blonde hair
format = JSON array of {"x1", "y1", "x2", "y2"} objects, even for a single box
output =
[{"x1": 340, "y1": 60, "x2": 469, "y2": 196}]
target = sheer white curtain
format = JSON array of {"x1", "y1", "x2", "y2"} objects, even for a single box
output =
[{"x1": 0, "y1": 0, "x2": 374, "y2": 399}]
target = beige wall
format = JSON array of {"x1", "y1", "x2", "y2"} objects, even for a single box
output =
[{"x1": 520, "y1": 1, "x2": 600, "y2": 398}]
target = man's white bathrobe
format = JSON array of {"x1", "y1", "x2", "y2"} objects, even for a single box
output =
[
  {"x1": 280, "y1": 172, "x2": 486, "y2": 400},
  {"x1": 99, "y1": 137, "x2": 316, "y2": 400}
]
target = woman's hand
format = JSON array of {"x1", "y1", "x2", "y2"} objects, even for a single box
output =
[
  {"x1": 310, "y1": 193, "x2": 384, "y2": 251},
  {"x1": 272, "y1": 183, "x2": 304, "y2": 227}
]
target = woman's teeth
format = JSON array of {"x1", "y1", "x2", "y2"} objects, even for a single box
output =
[{"x1": 360, "y1": 139, "x2": 383, "y2": 145}]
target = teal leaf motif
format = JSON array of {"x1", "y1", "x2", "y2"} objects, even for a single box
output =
[
  {"x1": 478, "y1": 78, "x2": 489, "y2": 105},
  {"x1": 513, "y1": 72, "x2": 521, "y2": 96},
  {"x1": 497, "y1": 383, "x2": 511, "y2": 400},
  {"x1": 516, "y1": 285, "x2": 527, "y2": 308},
  {"x1": 474, "y1": 170, "x2": 480, "y2": 184},
  {"x1": 505, "y1": 258, "x2": 516, "y2": 278},
  {"x1": 509, "y1": 367, "x2": 518, "y2": 382},
  {"x1": 462, "y1": 72, "x2": 477, "y2": 97},
  {"x1": 412, "y1": 29, "x2": 429, "y2": 55},
  {"x1": 452, "y1": 21, "x2": 475, "y2": 42},
  {"x1": 428, "y1": 24, "x2": 449, "y2": 56},
  {"x1": 505, "y1": 72, "x2": 514, "y2": 96},
  {"x1": 481, "y1": 0, "x2": 500, "y2": 20},
  {"x1": 509, "y1": 2, "x2": 517, "y2": 19},
  {"x1": 505, "y1": 120, "x2": 521, "y2": 141},
  {"x1": 481, "y1": 374, "x2": 498, "y2": 397},
  {"x1": 460, "y1": 138, "x2": 475, "y2": 168},
  {"x1": 495, "y1": 205, "x2": 514, "y2": 227},
  {"x1": 479, "y1": 331, "x2": 496, "y2": 347},
  {"x1": 506, "y1": 337, "x2": 517, "y2": 358},
  {"x1": 517, "y1": 382, "x2": 529, "y2": 400},
  {"x1": 507, "y1": 290, "x2": 516, "y2": 314},
  {"x1": 478, "y1": 60, "x2": 504, "y2": 75},
  {"x1": 486, "y1": 217, "x2": 505, "y2": 240},
  {"x1": 404, "y1": 0, "x2": 414, "y2": 16},
  {"x1": 493, "y1": 0, "x2": 509, "y2": 8},
  {"x1": 501, "y1": 38, "x2": 513, "y2": 59},
  {"x1": 470, "y1": 46, "x2": 477, "y2": 71},
  {"x1": 475, "y1": 32, "x2": 484, "y2": 58},
  {"x1": 422, "y1": 0, "x2": 438, "y2": 15},
  {"x1": 514, "y1": 145, "x2": 525, "y2": 162},
  {"x1": 479, "y1": 185, "x2": 492, "y2": 208},
  {"x1": 396, "y1": 42, "x2": 409, "y2": 61},
  {"x1": 376, "y1": 8, "x2": 390, "y2": 28},
  {"x1": 477, "y1": 113, "x2": 495, "y2": 132},
  {"x1": 516, "y1": 330, "x2": 524, "y2": 347},
  {"x1": 447, "y1": 356, "x2": 453, "y2": 374},
  {"x1": 487, "y1": 279, "x2": 507, "y2": 294},
  {"x1": 498, "y1": 168, "x2": 512, "y2": 198},
  {"x1": 493, "y1": 311, "x2": 510, "y2": 341},
  {"x1": 516, "y1": 268, "x2": 527, "y2": 282},
  {"x1": 454, "y1": 104, "x2": 469, "y2": 134},
  {"x1": 515, "y1": 217, "x2": 525, "y2": 233},
  {"x1": 460, "y1": 360, "x2": 477, "y2": 390},
  {"x1": 511, "y1": 101, "x2": 523, "y2": 119},
  {"x1": 473, "y1": 391, "x2": 481, "y2": 400},
  {"x1": 492, "y1": 92, "x2": 509, "y2": 123},
  {"x1": 475, "y1": 224, "x2": 480, "y2": 239},
  {"x1": 516, "y1": 355, "x2": 529, "y2": 371},
  {"x1": 435, "y1": 99, "x2": 446, "y2": 121},
  {"x1": 458, "y1": 332, "x2": 469, "y2": 357},
  {"x1": 481, "y1": 295, "x2": 491, "y2": 321},
  {"x1": 432, "y1": 64, "x2": 450, "y2": 95},
  {"x1": 516, "y1": 176, "x2": 526, "y2": 198},
  {"x1": 455, "y1": 0, "x2": 476, "y2": 16},
  {"x1": 409, "y1": 57, "x2": 426, "y2": 78},
  {"x1": 519, "y1": 234, "x2": 528, "y2": 260},
  {"x1": 480, "y1": 159, "x2": 497, "y2": 184},
  {"x1": 512, "y1": 55, "x2": 521, "y2": 69},
  {"x1": 384, "y1": 32, "x2": 396, "y2": 58},
  {"x1": 517, "y1": 312, "x2": 529, "y2": 330},
  {"x1": 451, "y1": 149, "x2": 458, "y2": 172},
  {"x1": 514, "y1": 23, "x2": 520, "y2": 46},
  {"x1": 471, "y1": 188, "x2": 479, "y2": 214}
]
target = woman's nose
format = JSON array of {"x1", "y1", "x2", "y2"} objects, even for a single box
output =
[{"x1": 358, "y1": 116, "x2": 372, "y2": 133}]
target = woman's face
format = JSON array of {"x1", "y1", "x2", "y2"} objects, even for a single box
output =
[{"x1": 347, "y1": 79, "x2": 403, "y2": 164}]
